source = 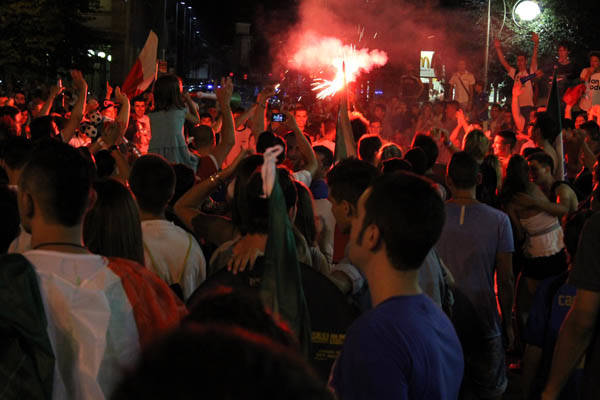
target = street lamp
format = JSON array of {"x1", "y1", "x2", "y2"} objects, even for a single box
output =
[{"x1": 513, "y1": 1, "x2": 541, "y2": 21}]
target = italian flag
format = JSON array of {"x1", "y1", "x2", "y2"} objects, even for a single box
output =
[
  {"x1": 0, "y1": 254, "x2": 186, "y2": 399},
  {"x1": 122, "y1": 30, "x2": 159, "y2": 99}
]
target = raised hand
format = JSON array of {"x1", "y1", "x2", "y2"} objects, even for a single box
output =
[
  {"x1": 256, "y1": 85, "x2": 276, "y2": 105},
  {"x1": 114, "y1": 86, "x2": 128, "y2": 104},
  {"x1": 105, "y1": 81, "x2": 113, "y2": 98},
  {"x1": 70, "y1": 70, "x2": 87, "y2": 93},
  {"x1": 215, "y1": 77, "x2": 233, "y2": 106},
  {"x1": 531, "y1": 32, "x2": 539, "y2": 45}
]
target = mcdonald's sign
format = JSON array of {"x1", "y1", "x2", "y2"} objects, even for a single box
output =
[{"x1": 420, "y1": 50, "x2": 435, "y2": 78}]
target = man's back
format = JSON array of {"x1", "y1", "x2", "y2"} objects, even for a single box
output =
[
  {"x1": 142, "y1": 219, "x2": 206, "y2": 301},
  {"x1": 331, "y1": 294, "x2": 463, "y2": 399},
  {"x1": 436, "y1": 202, "x2": 513, "y2": 338}
]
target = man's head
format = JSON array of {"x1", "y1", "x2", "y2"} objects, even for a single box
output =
[
  {"x1": 313, "y1": 145, "x2": 333, "y2": 180},
  {"x1": 285, "y1": 132, "x2": 311, "y2": 171},
  {"x1": 373, "y1": 104, "x2": 386, "y2": 120},
  {"x1": 490, "y1": 103, "x2": 502, "y2": 120},
  {"x1": 189, "y1": 124, "x2": 215, "y2": 153},
  {"x1": 18, "y1": 140, "x2": 94, "y2": 233},
  {"x1": 532, "y1": 112, "x2": 560, "y2": 144},
  {"x1": 368, "y1": 119, "x2": 382, "y2": 136},
  {"x1": 199, "y1": 112, "x2": 213, "y2": 126},
  {"x1": 457, "y1": 59, "x2": 467, "y2": 73},
  {"x1": 492, "y1": 130, "x2": 516, "y2": 159},
  {"x1": 411, "y1": 134, "x2": 438, "y2": 171},
  {"x1": 348, "y1": 172, "x2": 445, "y2": 273},
  {"x1": 463, "y1": 129, "x2": 490, "y2": 161},
  {"x1": 446, "y1": 152, "x2": 479, "y2": 191},
  {"x1": 14, "y1": 92, "x2": 26, "y2": 105},
  {"x1": 557, "y1": 42, "x2": 570, "y2": 60},
  {"x1": 358, "y1": 134, "x2": 383, "y2": 166},
  {"x1": 294, "y1": 106, "x2": 308, "y2": 131},
  {"x1": 129, "y1": 155, "x2": 176, "y2": 216},
  {"x1": 0, "y1": 135, "x2": 32, "y2": 184},
  {"x1": 527, "y1": 152, "x2": 554, "y2": 184},
  {"x1": 132, "y1": 97, "x2": 146, "y2": 119},
  {"x1": 327, "y1": 158, "x2": 379, "y2": 233}
]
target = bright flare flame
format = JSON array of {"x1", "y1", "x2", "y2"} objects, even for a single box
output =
[{"x1": 291, "y1": 32, "x2": 388, "y2": 99}]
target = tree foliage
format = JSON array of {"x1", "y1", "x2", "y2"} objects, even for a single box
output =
[{"x1": 0, "y1": 0, "x2": 101, "y2": 84}]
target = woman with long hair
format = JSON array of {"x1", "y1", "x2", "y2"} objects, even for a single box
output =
[{"x1": 83, "y1": 178, "x2": 145, "y2": 265}]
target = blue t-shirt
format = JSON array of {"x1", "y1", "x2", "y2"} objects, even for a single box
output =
[
  {"x1": 524, "y1": 273, "x2": 582, "y2": 399},
  {"x1": 436, "y1": 202, "x2": 514, "y2": 339},
  {"x1": 331, "y1": 294, "x2": 464, "y2": 400}
]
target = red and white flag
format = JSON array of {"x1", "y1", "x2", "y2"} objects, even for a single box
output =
[{"x1": 122, "y1": 30, "x2": 158, "y2": 99}]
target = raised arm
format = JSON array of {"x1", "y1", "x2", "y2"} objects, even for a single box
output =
[
  {"x1": 211, "y1": 77, "x2": 236, "y2": 168},
  {"x1": 530, "y1": 32, "x2": 539, "y2": 72},
  {"x1": 511, "y1": 81, "x2": 526, "y2": 133},
  {"x1": 251, "y1": 86, "x2": 275, "y2": 141},
  {"x1": 40, "y1": 84, "x2": 64, "y2": 116},
  {"x1": 113, "y1": 87, "x2": 130, "y2": 137},
  {"x1": 183, "y1": 92, "x2": 200, "y2": 125},
  {"x1": 494, "y1": 39, "x2": 513, "y2": 73},
  {"x1": 61, "y1": 70, "x2": 88, "y2": 143},
  {"x1": 174, "y1": 151, "x2": 246, "y2": 240},
  {"x1": 235, "y1": 105, "x2": 256, "y2": 131},
  {"x1": 105, "y1": 81, "x2": 113, "y2": 100},
  {"x1": 284, "y1": 111, "x2": 318, "y2": 177}
]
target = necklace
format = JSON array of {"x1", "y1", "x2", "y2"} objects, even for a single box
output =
[{"x1": 33, "y1": 242, "x2": 88, "y2": 251}]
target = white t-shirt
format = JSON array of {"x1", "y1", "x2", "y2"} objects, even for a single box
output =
[
  {"x1": 142, "y1": 219, "x2": 206, "y2": 300},
  {"x1": 293, "y1": 169, "x2": 312, "y2": 187},
  {"x1": 580, "y1": 71, "x2": 600, "y2": 111},
  {"x1": 24, "y1": 250, "x2": 140, "y2": 399},
  {"x1": 450, "y1": 71, "x2": 476, "y2": 104},
  {"x1": 508, "y1": 66, "x2": 536, "y2": 107}
]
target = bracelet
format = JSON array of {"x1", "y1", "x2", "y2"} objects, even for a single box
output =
[
  {"x1": 208, "y1": 173, "x2": 222, "y2": 185},
  {"x1": 108, "y1": 145, "x2": 119, "y2": 153}
]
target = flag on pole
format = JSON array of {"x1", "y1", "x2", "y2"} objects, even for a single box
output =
[
  {"x1": 547, "y1": 67, "x2": 565, "y2": 180},
  {"x1": 122, "y1": 30, "x2": 159, "y2": 99}
]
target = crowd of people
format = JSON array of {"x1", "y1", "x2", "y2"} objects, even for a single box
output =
[{"x1": 1, "y1": 31, "x2": 600, "y2": 400}]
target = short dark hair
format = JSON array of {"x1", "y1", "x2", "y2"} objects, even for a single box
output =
[
  {"x1": 199, "y1": 112, "x2": 213, "y2": 122},
  {"x1": 0, "y1": 135, "x2": 32, "y2": 170},
  {"x1": 132, "y1": 96, "x2": 146, "y2": 105},
  {"x1": 313, "y1": 145, "x2": 333, "y2": 171},
  {"x1": 327, "y1": 158, "x2": 379, "y2": 206},
  {"x1": 381, "y1": 158, "x2": 412, "y2": 175},
  {"x1": 378, "y1": 143, "x2": 402, "y2": 162},
  {"x1": 129, "y1": 154, "x2": 176, "y2": 214},
  {"x1": 19, "y1": 140, "x2": 94, "y2": 226},
  {"x1": 448, "y1": 152, "x2": 479, "y2": 189},
  {"x1": 527, "y1": 151, "x2": 555, "y2": 175},
  {"x1": 403, "y1": 147, "x2": 428, "y2": 175},
  {"x1": 0, "y1": 184, "x2": 20, "y2": 253},
  {"x1": 170, "y1": 163, "x2": 196, "y2": 207},
  {"x1": 411, "y1": 134, "x2": 438, "y2": 170},
  {"x1": 358, "y1": 134, "x2": 382, "y2": 164},
  {"x1": 94, "y1": 150, "x2": 116, "y2": 179},
  {"x1": 30, "y1": 116, "x2": 58, "y2": 142},
  {"x1": 497, "y1": 130, "x2": 517, "y2": 149},
  {"x1": 350, "y1": 119, "x2": 368, "y2": 143},
  {"x1": 534, "y1": 112, "x2": 560, "y2": 143},
  {"x1": 360, "y1": 172, "x2": 445, "y2": 270},
  {"x1": 190, "y1": 124, "x2": 215, "y2": 149}
]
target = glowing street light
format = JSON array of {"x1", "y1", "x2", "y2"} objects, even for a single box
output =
[
  {"x1": 514, "y1": 1, "x2": 541, "y2": 21},
  {"x1": 97, "y1": 51, "x2": 106, "y2": 59}
]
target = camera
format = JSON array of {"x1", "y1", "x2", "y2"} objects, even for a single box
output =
[{"x1": 271, "y1": 113, "x2": 286, "y2": 123}]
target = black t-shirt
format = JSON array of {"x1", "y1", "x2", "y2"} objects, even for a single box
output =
[
  {"x1": 569, "y1": 212, "x2": 600, "y2": 399},
  {"x1": 188, "y1": 257, "x2": 360, "y2": 380}
]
